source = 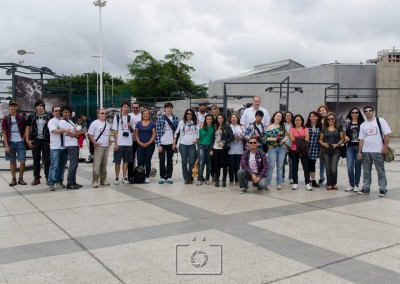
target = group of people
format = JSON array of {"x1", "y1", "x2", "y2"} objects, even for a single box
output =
[{"x1": 2, "y1": 96, "x2": 391, "y2": 197}]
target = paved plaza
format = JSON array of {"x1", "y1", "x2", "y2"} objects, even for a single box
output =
[{"x1": 0, "y1": 146, "x2": 400, "y2": 283}]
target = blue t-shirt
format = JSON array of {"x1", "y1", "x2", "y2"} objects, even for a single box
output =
[{"x1": 136, "y1": 121, "x2": 156, "y2": 143}]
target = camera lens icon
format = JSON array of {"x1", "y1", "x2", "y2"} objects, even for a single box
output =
[{"x1": 190, "y1": 249, "x2": 208, "y2": 268}]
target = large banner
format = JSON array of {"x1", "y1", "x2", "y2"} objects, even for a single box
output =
[
  {"x1": 15, "y1": 75, "x2": 43, "y2": 113},
  {"x1": 327, "y1": 102, "x2": 376, "y2": 128}
]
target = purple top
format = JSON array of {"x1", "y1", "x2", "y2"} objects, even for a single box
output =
[{"x1": 136, "y1": 121, "x2": 156, "y2": 143}]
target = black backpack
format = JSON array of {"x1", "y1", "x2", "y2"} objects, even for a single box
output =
[{"x1": 133, "y1": 165, "x2": 146, "y2": 183}]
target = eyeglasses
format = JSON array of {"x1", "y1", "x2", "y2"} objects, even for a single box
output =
[
  {"x1": 248, "y1": 141, "x2": 258, "y2": 144},
  {"x1": 364, "y1": 109, "x2": 373, "y2": 113},
  {"x1": 54, "y1": 110, "x2": 61, "y2": 112},
  {"x1": 351, "y1": 112, "x2": 359, "y2": 114},
  {"x1": 327, "y1": 118, "x2": 335, "y2": 121},
  {"x1": 132, "y1": 107, "x2": 139, "y2": 109}
]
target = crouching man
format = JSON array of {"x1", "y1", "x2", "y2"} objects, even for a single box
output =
[{"x1": 237, "y1": 136, "x2": 268, "y2": 193}]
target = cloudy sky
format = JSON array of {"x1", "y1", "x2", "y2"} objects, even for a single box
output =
[{"x1": 1, "y1": 0, "x2": 399, "y2": 84}]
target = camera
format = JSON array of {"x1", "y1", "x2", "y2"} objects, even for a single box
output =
[
  {"x1": 276, "y1": 137, "x2": 282, "y2": 143},
  {"x1": 122, "y1": 132, "x2": 129, "y2": 137}
]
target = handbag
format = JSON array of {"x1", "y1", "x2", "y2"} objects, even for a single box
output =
[
  {"x1": 192, "y1": 159, "x2": 199, "y2": 178},
  {"x1": 376, "y1": 117, "x2": 395, "y2": 163}
]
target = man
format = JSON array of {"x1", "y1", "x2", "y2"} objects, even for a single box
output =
[
  {"x1": 88, "y1": 108, "x2": 112, "y2": 187},
  {"x1": 127, "y1": 101, "x2": 142, "y2": 183},
  {"x1": 241, "y1": 96, "x2": 270, "y2": 128},
  {"x1": 243, "y1": 110, "x2": 265, "y2": 152},
  {"x1": 47, "y1": 106, "x2": 68, "y2": 191},
  {"x1": 112, "y1": 101, "x2": 133, "y2": 184},
  {"x1": 196, "y1": 102, "x2": 208, "y2": 128},
  {"x1": 358, "y1": 106, "x2": 391, "y2": 197},
  {"x1": 156, "y1": 102, "x2": 179, "y2": 184},
  {"x1": 2, "y1": 101, "x2": 27, "y2": 186},
  {"x1": 25, "y1": 100, "x2": 52, "y2": 185},
  {"x1": 237, "y1": 136, "x2": 268, "y2": 193}
]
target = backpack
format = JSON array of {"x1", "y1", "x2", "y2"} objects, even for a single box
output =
[{"x1": 133, "y1": 165, "x2": 146, "y2": 183}]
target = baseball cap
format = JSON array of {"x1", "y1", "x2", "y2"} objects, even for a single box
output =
[{"x1": 8, "y1": 101, "x2": 18, "y2": 106}]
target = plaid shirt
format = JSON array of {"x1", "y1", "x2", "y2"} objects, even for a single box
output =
[
  {"x1": 155, "y1": 114, "x2": 179, "y2": 146},
  {"x1": 308, "y1": 126, "x2": 321, "y2": 160},
  {"x1": 2, "y1": 114, "x2": 26, "y2": 143},
  {"x1": 240, "y1": 149, "x2": 268, "y2": 177}
]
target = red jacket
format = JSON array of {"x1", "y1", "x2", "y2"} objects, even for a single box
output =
[{"x1": 2, "y1": 113, "x2": 27, "y2": 143}]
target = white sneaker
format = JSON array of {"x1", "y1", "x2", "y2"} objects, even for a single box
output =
[
  {"x1": 114, "y1": 178, "x2": 120, "y2": 185},
  {"x1": 353, "y1": 186, "x2": 359, "y2": 192},
  {"x1": 306, "y1": 183, "x2": 312, "y2": 191},
  {"x1": 345, "y1": 186, "x2": 354, "y2": 192},
  {"x1": 145, "y1": 177, "x2": 149, "y2": 183},
  {"x1": 292, "y1": 184, "x2": 298, "y2": 190},
  {"x1": 122, "y1": 178, "x2": 130, "y2": 184},
  {"x1": 92, "y1": 182, "x2": 99, "y2": 188}
]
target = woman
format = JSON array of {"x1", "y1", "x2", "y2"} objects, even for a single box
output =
[
  {"x1": 197, "y1": 114, "x2": 214, "y2": 186},
  {"x1": 228, "y1": 113, "x2": 244, "y2": 186},
  {"x1": 265, "y1": 111, "x2": 287, "y2": 190},
  {"x1": 289, "y1": 114, "x2": 311, "y2": 191},
  {"x1": 344, "y1": 107, "x2": 364, "y2": 192},
  {"x1": 319, "y1": 112, "x2": 345, "y2": 190},
  {"x1": 317, "y1": 105, "x2": 329, "y2": 185},
  {"x1": 306, "y1": 111, "x2": 322, "y2": 188},
  {"x1": 210, "y1": 113, "x2": 233, "y2": 187},
  {"x1": 134, "y1": 109, "x2": 156, "y2": 183},
  {"x1": 209, "y1": 104, "x2": 219, "y2": 181},
  {"x1": 173, "y1": 109, "x2": 198, "y2": 184},
  {"x1": 283, "y1": 111, "x2": 293, "y2": 183}
]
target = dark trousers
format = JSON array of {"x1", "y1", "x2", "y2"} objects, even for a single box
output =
[
  {"x1": 32, "y1": 139, "x2": 50, "y2": 179},
  {"x1": 229, "y1": 154, "x2": 242, "y2": 182},
  {"x1": 321, "y1": 149, "x2": 340, "y2": 186},
  {"x1": 290, "y1": 150, "x2": 310, "y2": 185},
  {"x1": 137, "y1": 143, "x2": 155, "y2": 178},
  {"x1": 66, "y1": 146, "x2": 79, "y2": 185},
  {"x1": 128, "y1": 141, "x2": 138, "y2": 179},
  {"x1": 159, "y1": 144, "x2": 174, "y2": 179},
  {"x1": 213, "y1": 149, "x2": 228, "y2": 181}
]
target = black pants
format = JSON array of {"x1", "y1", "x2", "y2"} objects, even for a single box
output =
[
  {"x1": 290, "y1": 150, "x2": 310, "y2": 185},
  {"x1": 159, "y1": 144, "x2": 174, "y2": 179},
  {"x1": 32, "y1": 139, "x2": 50, "y2": 179},
  {"x1": 127, "y1": 141, "x2": 138, "y2": 180},
  {"x1": 213, "y1": 148, "x2": 228, "y2": 181}
]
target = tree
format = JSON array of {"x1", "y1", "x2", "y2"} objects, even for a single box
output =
[{"x1": 127, "y1": 48, "x2": 207, "y2": 100}]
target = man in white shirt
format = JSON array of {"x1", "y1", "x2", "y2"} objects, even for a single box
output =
[
  {"x1": 241, "y1": 96, "x2": 270, "y2": 128},
  {"x1": 127, "y1": 102, "x2": 142, "y2": 183},
  {"x1": 112, "y1": 101, "x2": 133, "y2": 185},
  {"x1": 196, "y1": 102, "x2": 208, "y2": 128},
  {"x1": 358, "y1": 106, "x2": 391, "y2": 197},
  {"x1": 88, "y1": 108, "x2": 112, "y2": 188},
  {"x1": 47, "y1": 106, "x2": 69, "y2": 191}
]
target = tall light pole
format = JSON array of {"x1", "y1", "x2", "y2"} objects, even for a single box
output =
[{"x1": 93, "y1": 0, "x2": 106, "y2": 108}]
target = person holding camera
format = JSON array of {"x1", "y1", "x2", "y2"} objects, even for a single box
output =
[
  {"x1": 319, "y1": 112, "x2": 344, "y2": 190},
  {"x1": 265, "y1": 111, "x2": 288, "y2": 190},
  {"x1": 112, "y1": 101, "x2": 134, "y2": 185}
]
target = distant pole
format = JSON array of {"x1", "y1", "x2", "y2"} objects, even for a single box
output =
[{"x1": 86, "y1": 73, "x2": 89, "y2": 118}]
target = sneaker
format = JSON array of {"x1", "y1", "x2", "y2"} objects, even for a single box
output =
[
  {"x1": 122, "y1": 178, "x2": 130, "y2": 184},
  {"x1": 114, "y1": 178, "x2": 120, "y2": 185},
  {"x1": 265, "y1": 185, "x2": 270, "y2": 190},
  {"x1": 239, "y1": 188, "x2": 247, "y2": 194},
  {"x1": 55, "y1": 182, "x2": 66, "y2": 189},
  {"x1": 167, "y1": 179, "x2": 173, "y2": 184},
  {"x1": 18, "y1": 178, "x2": 27, "y2": 185},
  {"x1": 311, "y1": 180, "x2": 320, "y2": 188},
  {"x1": 318, "y1": 178, "x2": 325, "y2": 184},
  {"x1": 196, "y1": 181, "x2": 203, "y2": 186},
  {"x1": 66, "y1": 184, "x2": 80, "y2": 190},
  {"x1": 49, "y1": 185, "x2": 55, "y2": 191},
  {"x1": 292, "y1": 184, "x2": 298, "y2": 190},
  {"x1": 345, "y1": 186, "x2": 354, "y2": 192},
  {"x1": 277, "y1": 184, "x2": 282, "y2": 190},
  {"x1": 92, "y1": 182, "x2": 99, "y2": 188},
  {"x1": 306, "y1": 183, "x2": 312, "y2": 191},
  {"x1": 159, "y1": 179, "x2": 165, "y2": 184},
  {"x1": 353, "y1": 186, "x2": 359, "y2": 192},
  {"x1": 145, "y1": 177, "x2": 150, "y2": 183},
  {"x1": 289, "y1": 179, "x2": 293, "y2": 184},
  {"x1": 9, "y1": 178, "x2": 17, "y2": 186},
  {"x1": 100, "y1": 181, "x2": 110, "y2": 186},
  {"x1": 31, "y1": 178, "x2": 41, "y2": 186},
  {"x1": 379, "y1": 191, "x2": 386, "y2": 197},
  {"x1": 358, "y1": 189, "x2": 369, "y2": 195},
  {"x1": 205, "y1": 180, "x2": 211, "y2": 185},
  {"x1": 229, "y1": 181, "x2": 234, "y2": 186}
]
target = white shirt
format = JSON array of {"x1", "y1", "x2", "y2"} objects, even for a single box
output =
[
  {"x1": 88, "y1": 119, "x2": 111, "y2": 147},
  {"x1": 248, "y1": 153, "x2": 258, "y2": 174},
  {"x1": 129, "y1": 112, "x2": 142, "y2": 142},
  {"x1": 241, "y1": 106, "x2": 270, "y2": 128},
  {"x1": 48, "y1": 117, "x2": 64, "y2": 150},
  {"x1": 160, "y1": 115, "x2": 174, "y2": 145},
  {"x1": 229, "y1": 124, "x2": 244, "y2": 155},
  {"x1": 359, "y1": 117, "x2": 391, "y2": 153},
  {"x1": 59, "y1": 119, "x2": 78, "y2": 147},
  {"x1": 174, "y1": 120, "x2": 199, "y2": 145},
  {"x1": 112, "y1": 115, "x2": 133, "y2": 146},
  {"x1": 196, "y1": 112, "x2": 207, "y2": 128}
]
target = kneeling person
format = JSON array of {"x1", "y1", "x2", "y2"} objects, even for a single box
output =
[{"x1": 237, "y1": 136, "x2": 268, "y2": 193}]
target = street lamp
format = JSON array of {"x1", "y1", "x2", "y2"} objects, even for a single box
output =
[
  {"x1": 93, "y1": 0, "x2": 107, "y2": 108},
  {"x1": 17, "y1": 50, "x2": 34, "y2": 64}
]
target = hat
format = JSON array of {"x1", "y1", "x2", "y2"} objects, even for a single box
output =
[
  {"x1": 255, "y1": 110, "x2": 264, "y2": 117},
  {"x1": 8, "y1": 101, "x2": 18, "y2": 106}
]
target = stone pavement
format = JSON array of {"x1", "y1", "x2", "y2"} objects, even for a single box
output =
[{"x1": 0, "y1": 146, "x2": 400, "y2": 283}]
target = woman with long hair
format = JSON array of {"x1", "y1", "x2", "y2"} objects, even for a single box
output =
[
  {"x1": 344, "y1": 107, "x2": 364, "y2": 192},
  {"x1": 210, "y1": 113, "x2": 233, "y2": 187},
  {"x1": 319, "y1": 112, "x2": 345, "y2": 190},
  {"x1": 283, "y1": 111, "x2": 293, "y2": 183},
  {"x1": 197, "y1": 114, "x2": 214, "y2": 186},
  {"x1": 228, "y1": 113, "x2": 245, "y2": 186},
  {"x1": 134, "y1": 109, "x2": 156, "y2": 183},
  {"x1": 317, "y1": 105, "x2": 329, "y2": 185},
  {"x1": 265, "y1": 111, "x2": 287, "y2": 190},
  {"x1": 209, "y1": 104, "x2": 219, "y2": 181},
  {"x1": 289, "y1": 114, "x2": 311, "y2": 190},
  {"x1": 173, "y1": 109, "x2": 198, "y2": 184},
  {"x1": 306, "y1": 111, "x2": 322, "y2": 188}
]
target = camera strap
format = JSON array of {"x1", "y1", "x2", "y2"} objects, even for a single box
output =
[
  {"x1": 163, "y1": 115, "x2": 177, "y2": 133},
  {"x1": 95, "y1": 122, "x2": 107, "y2": 142}
]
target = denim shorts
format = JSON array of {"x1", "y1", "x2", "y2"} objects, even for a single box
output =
[
  {"x1": 113, "y1": 145, "x2": 133, "y2": 164},
  {"x1": 5, "y1": 141, "x2": 26, "y2": 162}
]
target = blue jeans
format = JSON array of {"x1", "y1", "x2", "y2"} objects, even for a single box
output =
[
  {"x1": 237, "y1": 169, "x2": 268, "y2": 190},
  {"x1": 137, "y1": 143, "x2": 155, "y2": 178},
  {"x1": 48, "y1": 149, "x2": 68, "y2": 185},
  {"x1": 266, "y1": 145, "x2": 286, "y2": 185},
  {"x1": 321, "y1": 149, "x2": 340, "y2": 186},
  {"x1": 179, "y1": 144, "x2": 196, "y2": 182},
  {"x1": 229, "y1": 154, "x2": 242, "y2": 182},
  {"x1": 319, "y1": 157, "x2": 325, "y2": 180},
  {"x1": 346, "y1": 145, "x2": 361, "y2": 187},
  {"x1": 66, "y1": 146, "x2": 79, "y2": 185},
  {"x1": 362, "y1": 152, "x2": 387, "y2": 194},
  {"x1": 198, "y1": 145, "x2": 211, "y2": 182}
]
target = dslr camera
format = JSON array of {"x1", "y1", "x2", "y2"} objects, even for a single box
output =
[{"x1": 122, "y1": 131, "x2": 129, "y2": 137}]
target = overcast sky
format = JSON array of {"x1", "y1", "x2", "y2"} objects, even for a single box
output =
[{"x1": 1, "y1": 0, "x2": 399, "y2": 84}]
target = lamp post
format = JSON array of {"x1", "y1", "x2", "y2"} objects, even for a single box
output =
[
  {"x1": 16, "y1": 50, "x2": 34, "y2": 64},
  {"x1": 93, "y1": 0, "x2": 106, "y2": 108}
]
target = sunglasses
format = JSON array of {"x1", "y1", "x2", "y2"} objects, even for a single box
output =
[
  {"x1": 364, "y1": 109, "x2": 373, "y2": 113},
  {"x1": 327, "y1": 118, "x2": 335, "y2": 121},
  {"x1": 248, "y1": 141, "x2": 258, "y2": 144},
  {"x1": 54, "y1": 110, "x2": 61, "y2": 112},
  {"x1": 351, "y1": 112, "x2": 359, "y2": 114},
  {"x1": 132, "y1": 107, "x2": 139, "y2": 109}
]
